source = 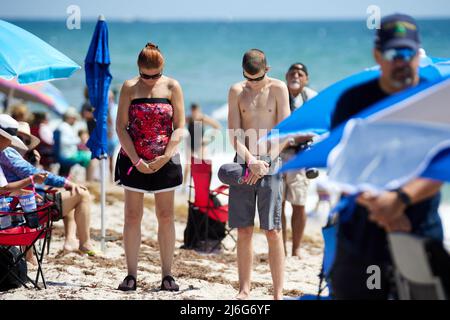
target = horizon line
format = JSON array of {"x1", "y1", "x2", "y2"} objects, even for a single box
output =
[{"x1": 2, "y1": 16, "x2": 450, "y2": 23}]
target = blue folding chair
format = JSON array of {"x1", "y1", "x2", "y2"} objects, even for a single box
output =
[{"x1": 293, "y1": 196, "x2": 358, "y2": 300}]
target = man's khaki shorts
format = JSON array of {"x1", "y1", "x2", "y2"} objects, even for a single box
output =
[{"x1": 283, "y1": 170, "x2": 309, "y2": 206}]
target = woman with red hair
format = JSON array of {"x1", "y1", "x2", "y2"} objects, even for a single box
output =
[{"x1": 115, "y1": 43, "x2": 185, "y2": 292}]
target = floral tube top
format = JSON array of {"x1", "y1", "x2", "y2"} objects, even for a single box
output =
[{"x1": 120, "y1": 98, "x2": 173, "y2": 161}]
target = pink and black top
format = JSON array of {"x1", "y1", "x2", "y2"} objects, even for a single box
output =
[
  {"x1": 120, "y1": 98, "x2": 173, "y2": 161},
  {"x1": 114, "y1": 97, "x2": 182, "y2": 193}
]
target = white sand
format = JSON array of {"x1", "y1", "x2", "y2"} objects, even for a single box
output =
[{"x1": 0, "y1": 184, "x2": 325, "y2": 300}]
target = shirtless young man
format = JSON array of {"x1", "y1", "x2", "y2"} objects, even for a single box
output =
[{"x1": 227, "y1": 49, "x2": 291, "y2": 300}]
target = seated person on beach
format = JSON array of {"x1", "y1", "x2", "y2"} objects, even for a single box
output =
[
  {"x1": 56, "y1": 108, "x2": 91, "y2": 170},
  {"x1": 0, "y1": 114, "x2": 95, "y2": 256},
  {"x1": 30, "y1": 112, "x2": 55, "y2": 170},
  {"x1": 227, "y1": 49, "x2": 306, "y2": 300},
  {"x1": 183, "y1": 103, "x2": 221, "y2": 186},
  {"x1": 10, "y1": 103, "x2": 30, "y2": 123}
]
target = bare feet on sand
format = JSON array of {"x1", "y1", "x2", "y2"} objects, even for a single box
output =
[
  {"x1": 63, "y1": 238, "x2": 80, "y2": 252},
  {"x1": 235, "y1": 290, "x2": 250, "y2": 300}
]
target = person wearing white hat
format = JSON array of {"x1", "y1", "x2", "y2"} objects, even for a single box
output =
[
  {"x1": 0, "y1": 114, "x2": 95, "y2": 256},
  {"x1": 15, "y1": 121, "x2": 42, "y2": 167},
  {"x1": 0, "y1": 114, "x2": 28, "y2": 152},
  {"x1": 0, "y1": 115, "x2": 48, "y2": 194}
]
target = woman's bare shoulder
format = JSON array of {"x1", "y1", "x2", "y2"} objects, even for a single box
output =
[
  {"x1": 166, "y1": 77, "x2": 181, "y2": 91},
  {"x1": 123, "y1": 77, "x2": 140, "y2": 89}
]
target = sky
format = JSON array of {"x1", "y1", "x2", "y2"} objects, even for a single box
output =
[{"x1": 1, "y1": 0, "x2": 450, "y2": 21}]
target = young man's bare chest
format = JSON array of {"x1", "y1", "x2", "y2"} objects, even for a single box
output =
[{"x1": 238, "y1": 85, "x2": 277, "y2": 129}]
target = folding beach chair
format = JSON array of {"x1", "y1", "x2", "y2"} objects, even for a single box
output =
[
  {"x1": 295, "y1": 196, "x2": 352, "y2": 300},
  {"x1": 295, "y1": 213, "x2": 336, "y2": 300},
  {"x1": 0, "y1": 194, "x2": 57, "y2": 290},
  {"x1": 182, "y1": 157, "x2": 236, "y2": 253},
  {"x1": 388, "y1": 232, "x2": 450, "y2": 300}
]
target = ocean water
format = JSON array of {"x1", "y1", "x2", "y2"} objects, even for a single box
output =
[
  {"x1": 4, "y1": 19, "x2": 450, "y2": 205},
  {"x1": 6, "y1": 19, "x2": 450, "y2": 111}
]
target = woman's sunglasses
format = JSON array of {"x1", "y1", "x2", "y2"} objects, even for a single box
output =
[
  {"x1": 243, "y1": 72, "x2": 266, "y2": 82},
  {"x1": 140, "y1": 72, "x2": 162, "y2": 80}
]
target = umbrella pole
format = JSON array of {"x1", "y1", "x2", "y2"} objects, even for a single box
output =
[{"x1": 101, "y1": 156, "x2": 107, "y2": 252}]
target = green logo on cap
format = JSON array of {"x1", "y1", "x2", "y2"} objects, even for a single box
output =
[{"x1": 394, "y1": 22, "x2": 407, "y2": 37}]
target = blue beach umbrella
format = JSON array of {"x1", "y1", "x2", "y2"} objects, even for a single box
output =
[
  {"x1": 84, "y1": 15, "x2": 112, "y2": 252},
  {"x1": 85, "y1": 16, "x2": 112, "y2": 159},
  {"x1": 0, "y1": 19, "x2": 80, "y2": 84},
  {"x1": 280, "y1": 75, "x2": 450, "y2": 174},
  {"x1": 325, "y1": 77, "x2": 450, "y2": 193},
  {"x1": 264, "y1": 55, "x2": 450, "y2": 143}
]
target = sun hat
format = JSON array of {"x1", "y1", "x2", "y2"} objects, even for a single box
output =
[
  {"x1": 17, "y1": 121, "x2": 40, "y2": 150},
  {"x1": 0, "y1": 114, "x2": 28, "y2": 151}
]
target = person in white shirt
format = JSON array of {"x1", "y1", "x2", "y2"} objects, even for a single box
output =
[
  {"x1": 56, "y1": 108, "x2": 91, "y2": 169},
  {"x1": 281, "y1": 62, "x2": 318, "y2": 257}
]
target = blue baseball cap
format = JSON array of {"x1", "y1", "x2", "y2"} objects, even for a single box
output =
[{"x1": 375, "y1": 14, "x2": 421, "y2": 52}]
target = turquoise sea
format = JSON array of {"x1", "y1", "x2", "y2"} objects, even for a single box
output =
[
  {"x1": 6, "y1": 19, "x2": 450, "y2": 110},
  {"x1": 4, "y1": 19, "x2": 450, "y2": 201}
]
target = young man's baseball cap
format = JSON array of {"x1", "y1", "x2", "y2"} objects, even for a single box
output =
[{"x1": 375, "y1": 13, "x2": 420, "y2": 52}]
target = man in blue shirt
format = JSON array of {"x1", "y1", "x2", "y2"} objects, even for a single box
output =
[{"x1": 329, "y1": 14, "x2": 443, "y2": 299}]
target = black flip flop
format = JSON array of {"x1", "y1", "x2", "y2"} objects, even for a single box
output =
[
  {"x1": 160, "y1": 275, "x2": 179, "y2": 292},
  {"x1": 117, "y1": 275, "x2": 137, "y2": 291}
]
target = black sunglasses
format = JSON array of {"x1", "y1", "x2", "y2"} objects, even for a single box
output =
[
  {"x1": 243, "y1": 71, "x2": 266, "y2": 82},
  {"x1": 140, "y1": 71, "x2": 162, "y2": 80}
]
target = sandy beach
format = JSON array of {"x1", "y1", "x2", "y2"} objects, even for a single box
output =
[{"x1": 0, "y1": 182, "x2": 326, "y2": 300}]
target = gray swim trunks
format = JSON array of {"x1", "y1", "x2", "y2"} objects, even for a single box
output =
[{"x1": 228, "y1": 156, "x2": 283, "y2": 231}]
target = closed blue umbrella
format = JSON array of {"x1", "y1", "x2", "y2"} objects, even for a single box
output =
[
  {"x1": 85, "y1": 17, "x2": 112, "y2": 159},
  {"x1": 264, "y1": 55, "x2": 450, "y2": 143},
  {"x1": 0, "y1": 19, "x2": 80, "y2": 84},
  {"x1": 85, "y1": 15, "x2": 112, "y2": 252}
]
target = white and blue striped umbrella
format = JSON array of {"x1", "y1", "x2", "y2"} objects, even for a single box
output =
[
  {"x1": 327, "y1": 77, "x2": 450, "y2": 193},
  {"x1": 263, "y1": 55, "x2": 450, "y2": 144}
]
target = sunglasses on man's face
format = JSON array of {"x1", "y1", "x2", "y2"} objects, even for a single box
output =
[
  {"x1": 243, "y1": 72, "x2": 266, "y2": 82},
  {"x1": 140, "y1": 71, "x2": 162, "y2": 80},
  {"x1": 382, "y1": 48, "x2": 417, "y2": 62}
]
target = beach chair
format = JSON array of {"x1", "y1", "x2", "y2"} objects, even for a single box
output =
[
  {"x1": 294, "y1": 198, "x2": 345, "y2": 300},
  {"x1": 0, "y1": 194, "x2": 57, "y2": 290},
  {"x1": 388, "y1": 232, "x2": 450, "y2": 300},
  {"x1": 182, "y1": 157, "x2": 236, "y2": 253}
]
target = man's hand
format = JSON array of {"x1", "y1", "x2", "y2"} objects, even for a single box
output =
[
  {"x1": 383, "y1": 214, "x2": 412, "y2": 233},
  {"x1": 245, "y1": 160, "x2": 269, "y2": 185},
  {"x1": 147, "y1": 155, "x2": 170, "y2": 173},
  {"x1": 248, "y1": 160, "x2": 269, "y2": 176},
  {"x1": 357, "y1": 191, "x2": 407, "y2": 226}
]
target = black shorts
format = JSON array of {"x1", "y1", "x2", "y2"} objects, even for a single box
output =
[{"x1": 114, "y1": 153, "x2": 182, "y2": 193}]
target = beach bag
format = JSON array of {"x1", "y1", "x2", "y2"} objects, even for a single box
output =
[
  {"x1": 183, "y1": 203, "x2": 226, "y2": 250},
  {"x1": 0, "y1": 246, "x2": 28, "y2": 291}
]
